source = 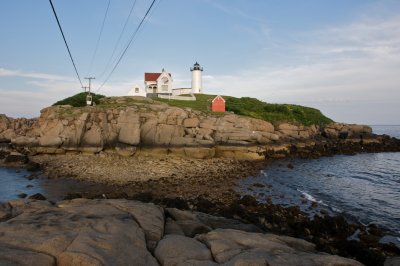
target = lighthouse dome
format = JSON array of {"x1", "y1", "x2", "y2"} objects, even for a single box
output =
[{"x1": 190, "y1": 62, "x2": 203, "y2": 71}]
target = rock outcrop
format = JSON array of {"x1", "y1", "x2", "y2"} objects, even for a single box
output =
[
  {"x1": 0, "y1": 198, "x2": 364, "y2": 266},
  {"x1": 0, "y1": 199, "x2": 159, "y2": 266},
  {"x1": 197, "y1": 229, "x2": 363, "y2": 265},
  {"x1": 0, "y1": 114, "x2": 39, "y2": 144},
  {"x1": 323, "y1": 123, "x2": 372, "y2": 138},
  {"x1": 0, "y1": 97, "x2": 383, "y2": 160}
]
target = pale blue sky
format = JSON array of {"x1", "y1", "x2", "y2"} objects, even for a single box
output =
[{"x1": 1, "y1": 0, "x2": 399, "y2": 124}]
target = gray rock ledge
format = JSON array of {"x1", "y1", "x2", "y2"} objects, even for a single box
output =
[{"x1": 0, "y1": 198, "x2": 363, "y2": 266}]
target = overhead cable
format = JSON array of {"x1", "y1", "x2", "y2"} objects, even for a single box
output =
[
  {"x1": 98, "y1": 0, "x2": 137, "y2": 80},
  {"x1": 87, "y1": 0, "x2": 111, "y2": 76},
  {"x1": 97, "y1": 0, "x2": 158, "y2": 91},
  {"x1": 48, "y1": 0, "x2": 83, "y2": 87}
]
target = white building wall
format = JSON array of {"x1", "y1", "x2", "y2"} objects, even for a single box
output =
[
  {"x1": 128, "y1": 85, "x2": 146, "y2": 97},
  {"x1": 172, "y1": 88, "x2": 192, "y2": 96},
  {"x1": 145, "y1": 81, "x2": 157, "y2": 94},
  {"x1": 158, "y1": 94, "x2": 196, "y2": 101},
  {"x1": 157, "y1": 72, "x2": 173, "y2": 94},
  {"x1": 191, "y1": 70, "x2": 202, "y2": 94}
]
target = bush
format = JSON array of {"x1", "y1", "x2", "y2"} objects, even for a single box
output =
[
  {"x1": 53, "y1": 93, "x2": 333, "y2": 126},
  {"x1": 219, "y1": 96, "x2": 333, "y2": 126},
  {"x1": 53, "y1": 92, "x2": 105, "y2": 107},
  {"x1": 158, "y1": 94, "x2": 333, "y2": 126}
]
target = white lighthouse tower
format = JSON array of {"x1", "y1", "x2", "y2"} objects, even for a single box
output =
[{"x1": 190, "y1": 62, "x2": 203, "y2": 94}]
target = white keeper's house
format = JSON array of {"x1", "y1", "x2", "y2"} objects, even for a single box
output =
[
  {"x1": 144, "y1": 68, "x2": 174, "y2": 97},
  {"x1": 127, "y1": 62, "x2": 204, "y2": 99}
]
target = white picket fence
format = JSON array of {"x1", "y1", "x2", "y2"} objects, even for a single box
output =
[{"x1": 158, "y1": 94, "x2": 196, "y2": 101}]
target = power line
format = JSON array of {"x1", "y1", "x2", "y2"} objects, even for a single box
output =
[
  {"x1": 48, "y1": 0, "x2": 83, "y2": 87},
  {"x1": 98, "y1": 0, "x2": 137, "y2": 80},
  {"x1": 84, "y1": 77, "x2": 95, "y2": 95},
  {"x1": 97, "y1": 0, "x2": 158, "y2": 91},
  {"x1": 149, "y1": 0, "x2": 163, "y2": 22},
  {"x1": 87, "y1": 0, "x2": 111, "y2": 76}
]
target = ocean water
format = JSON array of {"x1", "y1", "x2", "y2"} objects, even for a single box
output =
[
  {"x1": 371, "y1": 125, "x2": 400, "y2": 138},
  {"x1": 0, "y1": 168, "x2": 107, "y2": 203},
  {"x1": 1, "y1": 125, "x2": 399, "y2": 244},
  {"x1": 238, "y1": 125, "x2": 400, "y2": 244},
  {"x1": 0, "y1": 168, "x2": 45, "y2": 202}
]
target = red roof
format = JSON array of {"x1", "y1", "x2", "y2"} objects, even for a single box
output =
[
  {"x1": 212, "y1": 95, "x2": 225, "y2": 103},
  {"x1": 144, "y1": 73, "x2": 162, "y2": 82},
  {"x1": 144, "y1": 72, "x2": 172, "y2": 82}
]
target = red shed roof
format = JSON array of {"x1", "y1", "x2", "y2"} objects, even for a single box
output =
[
  {"x1": 144, "y1": 73, "x2": 162, "y2": 82},
  {"x1": 212, "y1": 95, "x2": 225, "y2": 103}
]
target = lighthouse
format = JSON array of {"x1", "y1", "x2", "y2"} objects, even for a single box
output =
[{"x1": 190, "y1": 62, "x2": 203, "y2": 94}]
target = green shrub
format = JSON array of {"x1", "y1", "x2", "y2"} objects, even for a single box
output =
[
  {"x1": 53, "y1": 92, "x2": 333, "y2": 126},
  {"x1": 53, "y1": 92, "x2": 105, "y2": 107},
  {"x1": 157, "y1": 94, "x2": 333, "y2": 126}
]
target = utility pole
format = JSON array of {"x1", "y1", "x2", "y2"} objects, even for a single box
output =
[
  {"x1": 82, "y1": 86, "x2": 89, "y2": 92},
  {"x1": 84, "y1": 77, "x2": 95, "y2": 95},
  {"x1": 84, "y1": 77, "x2": 95, "y2": 106}
]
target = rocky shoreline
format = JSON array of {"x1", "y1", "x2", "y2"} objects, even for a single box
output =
[
  {"x1": 1, "y1": 150, "x2": 400, "y2": 265},
  {"x1": 0, "y1": 198, "x2": 370, "y2": 266},
  {"x1": 1, "y1": 98, "x2": 400, "y2": 265}
]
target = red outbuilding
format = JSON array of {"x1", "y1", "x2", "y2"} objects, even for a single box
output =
[{"x1": 211, "y1": 95, "x2": 226, "y2": 112}]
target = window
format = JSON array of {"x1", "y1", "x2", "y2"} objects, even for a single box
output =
[
  {"x1": 162, "y1": 85, "x2": 168, "y2": 91},
  {"x1": 135, "y1": 87, "x2": 139, "y2": 93}
]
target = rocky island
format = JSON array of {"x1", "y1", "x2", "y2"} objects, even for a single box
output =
[
  {"x1": 1, "y1": 95, "x2": 400, "y2": 266},
  {"x1": 1, "y1": 95, "x2": 397, "y2": 160}
]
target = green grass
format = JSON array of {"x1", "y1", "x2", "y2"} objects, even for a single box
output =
[
  {"x1": 156, "y1": 94, "x2": 333, "y2": 126},
  {"x1": 53, "y1": 92, "x2": 105, "y2": 107},
  {"x1": 53, "y1": 93, "x2": 333, "y2": 126},
  {"x1": 97, "y1": 96, "x2": 155, "y2": 109},
  {"x1": 155, "y1": 94, "x2": 216, "y2": 112},
  {"x1": 55, "y1": 106, "x2": 82, "y2": 119},
  {"x1": 225, "y1": 97, "x2": 333, "y2": 126}
]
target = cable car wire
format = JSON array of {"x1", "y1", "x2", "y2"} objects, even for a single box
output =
[
  {"x1": 48, "y1": 0, "x2": 83, "y2": 87},
  {"x1": 97, "y1": 0, "x2": 158, "y2": 91},
  {"x1": 98, "y1": 0, "x2": 137, "y2": 80},
  {"x1": 87, "y1": 0, "x2": 111, "y2": 76}
]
